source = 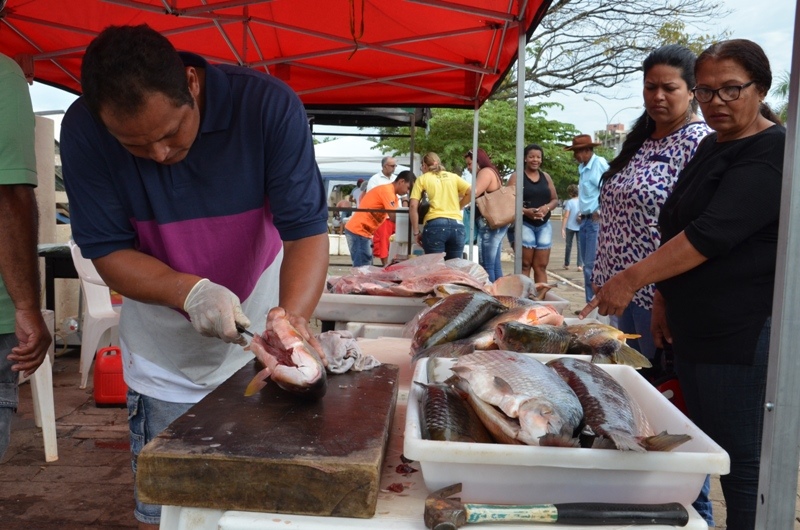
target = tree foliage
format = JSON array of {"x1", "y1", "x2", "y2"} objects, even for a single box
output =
[
  {"x1": 371, "y1": 100, "x2": 592, "y2": 197},
  {"x1": 491, "y1": 0, "x2": 730, "y2": 101},
  {"x1": 772, "y1": 71, "x2": 790, "y2": 124}
]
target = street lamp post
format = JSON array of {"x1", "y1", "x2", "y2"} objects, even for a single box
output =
[{"x1": 583, "y1": 97, "x2": 639, "y2": 154}]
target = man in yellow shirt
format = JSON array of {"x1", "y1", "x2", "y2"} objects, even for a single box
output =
[{"x1": 344, "y1": 171, "x2": 413, "y2": 267}]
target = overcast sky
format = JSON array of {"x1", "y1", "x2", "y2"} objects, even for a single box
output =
[
  {"x1": 542, "y1": 0, "x2": 797, "y2": 136},
  {"x1": 28, "y1": 0, "x2": 798, "y2": 139}
]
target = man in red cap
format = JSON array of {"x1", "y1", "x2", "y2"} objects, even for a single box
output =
[{"x1": 564, "y1": 134, "x2": 608, "y2": 303}]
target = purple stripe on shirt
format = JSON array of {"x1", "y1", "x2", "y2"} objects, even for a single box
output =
[{"x1": 133, "y1": 208, "x2": 281, "y2": 301}]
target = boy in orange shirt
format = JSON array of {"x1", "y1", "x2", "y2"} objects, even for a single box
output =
[{"x1": 344, "y1": 171, "x2": 413, "y2": 267}]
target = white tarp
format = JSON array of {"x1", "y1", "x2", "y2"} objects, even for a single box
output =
[{"x1": 315, "y1": 136, "x2": 410, "y2": 200}]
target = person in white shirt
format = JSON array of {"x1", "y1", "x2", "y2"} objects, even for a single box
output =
[{"x1": 366, "y1": 157, "x2": 398, "y2": 265}]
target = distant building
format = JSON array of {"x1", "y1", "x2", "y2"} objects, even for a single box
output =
[{"x1": 593, "y1": 123, "x2": 628, "y2": 155}]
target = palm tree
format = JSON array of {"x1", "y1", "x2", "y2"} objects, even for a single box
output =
[{"x1": 772, "y1": 71, "x2": 790, "y2": 124}]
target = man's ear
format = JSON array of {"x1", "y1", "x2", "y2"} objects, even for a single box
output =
[{"x1": 186, "y1": 67, "x2": 200, "y2": 99}]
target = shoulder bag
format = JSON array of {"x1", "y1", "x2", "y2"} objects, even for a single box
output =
[{"x1": 475, "y1": 170, "x2": 515, "y2": 229}]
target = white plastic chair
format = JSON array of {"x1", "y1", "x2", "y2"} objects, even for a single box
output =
[{"x1": 67, "y1": 240, "x2": 120, "y2": 389}]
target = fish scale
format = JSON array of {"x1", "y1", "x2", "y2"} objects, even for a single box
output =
[
  {"x1": 547, "y1": 357, "x2": 648, "y2": 452},
  {"x1": 411, "y1": 292, "x2": 506, "y2": 354},
  {"x1": 452, "y1": 351, "x2": 583, "y2": 446},
  {"x1": 415, "y1": 381, "x2": 494, "y2": 443}
]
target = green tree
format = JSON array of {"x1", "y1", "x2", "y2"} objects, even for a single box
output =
[
  {"x1": 491, "y1": 0, "x2": 730, "y2": 100},
  {"x1": 372, "y1": 100, "x2": 586, "y2": 197},
  {"x1": 772, "y1": 71, "x2": 790, "y2": 124}
]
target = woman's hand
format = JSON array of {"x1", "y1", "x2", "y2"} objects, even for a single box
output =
[
  {"x1": 579, "y1": 270, "x2": 637, "y2": 318},
  {"x1": 650, "y1": 290, "x2": 672, "y2": 349}
]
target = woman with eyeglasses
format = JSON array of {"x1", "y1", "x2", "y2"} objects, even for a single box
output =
[{"x1": 581, "y1": 39, "x2": 784, "y2": 530}]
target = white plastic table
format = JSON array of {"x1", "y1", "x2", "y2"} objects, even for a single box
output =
[{"x1": 159, "y1": 339, "x2": 707, "y2": 530}]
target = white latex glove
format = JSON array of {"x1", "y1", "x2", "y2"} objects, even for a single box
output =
[{"x1": 183, "y1": 278, "x2": 251, "y2": 345}]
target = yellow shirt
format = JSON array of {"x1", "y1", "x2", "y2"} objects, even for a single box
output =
[{"x1": 410, "y1": 170, "x2": 470, "y2": 222}]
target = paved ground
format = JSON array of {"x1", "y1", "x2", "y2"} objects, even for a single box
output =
[{"x1": 1, "y1": 230, "x2": 796, "y2": 528}]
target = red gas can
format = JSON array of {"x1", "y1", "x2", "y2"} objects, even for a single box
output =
[{"x1": 94, "y1": 346, "x2": 128, "y2": 406}]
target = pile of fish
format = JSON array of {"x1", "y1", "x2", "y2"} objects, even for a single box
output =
[
  {"x1": 327, "y1": 252, "x2": 555, "y2": 299},
  {"x1": 409, "y1": 291, "x2": 651, "y2": 368},
  {"x1": 417, "y1": 353, "x2": 690, "y2": 452}
]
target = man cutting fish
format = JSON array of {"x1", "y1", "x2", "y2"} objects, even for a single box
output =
[{"x1": 60, "y1": 25, "x2": 329, "y2": 530}]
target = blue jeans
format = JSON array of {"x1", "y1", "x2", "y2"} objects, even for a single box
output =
[
  {"x1": 477, "y1": 217, "x2": 508, "y2": 282},
  {"x1": 675, "y1": 319, "x2": 770, "y2": 530},
  {"x1": 344, "y1": 228, "x2": 373, "y2": 267},
  {"x1": 564, "y1": 228, "x2": 582, "y2": 267},
  {"x1": 0, "y1": 333, "x2": 18, "y2": 461},
  {"x1": 127, "y1": 389, "x2": 194, "y2": 525},
  {"x1": 508, "y1": 221, "x2": 552, "y2": 249},
  {"x1": 421, "y1": 217, "x2": 466, "y2": 260},
  {"x1": 578, "y1": 217, "x2": 599, "y2": 302},
  {"x1": 617, "y1": 302, "x2": 656, "y2": 361}
]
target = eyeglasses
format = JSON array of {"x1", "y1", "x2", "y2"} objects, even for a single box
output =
[
  {"x1": 386, "y1": 164, "x2": 397, "y2": 167},
  {"x1": 692, "y1": 81, "x2": 755, "y2": 103}
]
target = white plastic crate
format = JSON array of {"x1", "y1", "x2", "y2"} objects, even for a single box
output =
[{"x1": 404, "y1": 357, "x2": 729, "y2": 506}]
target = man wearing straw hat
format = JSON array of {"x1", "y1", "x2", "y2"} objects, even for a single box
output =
[{"x1": 564, "y1": 134, "x2": 609, "y2": 303}]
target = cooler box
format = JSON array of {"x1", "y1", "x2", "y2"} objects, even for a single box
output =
[{"x1": 94, "y1": 346, "x2": 128, "y2": 406}]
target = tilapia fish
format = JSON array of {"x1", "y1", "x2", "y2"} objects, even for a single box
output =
[
  {"x1": 410, "y1": 292, "x2": 506, "y2": 356},
  {"x1": 415, "y1": 381, "x2": 494, "y2": 443},
  {"x1": 451, "y1": 351, "x2": 583, "y2": 446},
  {"x1": 494, "y1": 322, "x2": 573, "y2": 354},
  {"x1": 566, "y1": 323, "x2": 652, "y2": 368},
  {"x1": 547, "y1": 357, "x2": 690, "y2": 452},
  {"x1": 414, "y1": 305, "x2": 549, "y2": 360},
  {"x1": 245, "y1": 307, "x2": 327, "y2": 399}
]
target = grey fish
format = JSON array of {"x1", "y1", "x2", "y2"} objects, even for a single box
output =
[
  {"x1": 410, "y1": 292, "x2": 506, "y2": 355},
  {"x1": 494, "y1": 322, "x2": 573, "y2": 354},
  {"x1": 414, "y1": 306, "x2": 547, "y2": 360},
  {"x1": 565, "y1": 323, "x2": 652, "y2": 368},
  {"x1": 547, "y1": 357, "x2": 690, "y2": 452},
  {"x1": 451, "y1": 351, "x2": 583, "y2": 446},
  {"x1": 415, "y1": 381, "x2": 494, "y2": 443}
]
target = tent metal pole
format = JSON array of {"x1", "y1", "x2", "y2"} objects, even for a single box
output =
[
  {"x1": 468, "y1": 104, "x2": 479, "y2": 262},
  {"x1": 409, "y1": 112, "x2": 417, "y2": 250},
  {"x1": 513, "y1": 14, "x2": 525, "y2": 274},
  {"x1": 756, "y1": 1, "x2": 800, "y2": 525}
]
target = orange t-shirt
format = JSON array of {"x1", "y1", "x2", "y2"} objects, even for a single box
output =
[{"x1": 345, "y1": 182, "x2": 398, "y2": 237}]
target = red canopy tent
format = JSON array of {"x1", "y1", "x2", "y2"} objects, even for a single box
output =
[{"x1": 0, "y1": 0, "x2": 549, "y2": 109}]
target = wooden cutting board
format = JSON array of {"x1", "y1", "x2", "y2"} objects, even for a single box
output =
[{"x1": 137, "y1": 360, "x2": 399, "y2": 518}]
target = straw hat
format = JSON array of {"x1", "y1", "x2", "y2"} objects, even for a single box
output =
[{"x1": 563, "y1": 134, "x2": 601, "y2": 151}]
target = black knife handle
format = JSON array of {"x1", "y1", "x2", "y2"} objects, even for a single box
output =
[{"x1": 554, "y1": 502, "x2": 689, "y2": 526}]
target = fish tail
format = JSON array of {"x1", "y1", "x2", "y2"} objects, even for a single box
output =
[
  {"x1": 613, "y1": 343, "x2": 653, "y2": 368},
  {"x1": 640, "y1": 431, "x2": 692, "y2": 452},
  {"x1": 619, "y1": 333, "x2": 642, "y2": 340},
  {"x1": 607, "y1": 432, "x2": 647, "y2": 452},
  {"x1": 412, "y1": 341, "x2": 475, "y2": 362},
  {"x1": 539, "y1": 432, "x2": 580, "y2": 448},
  {"x1": 243, "y1": 368, "x2": 271, "y2": 397}
]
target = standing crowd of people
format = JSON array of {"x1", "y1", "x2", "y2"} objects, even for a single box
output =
[{"x1": 0, "y1": 16, "x2": 787, "y2": 529}]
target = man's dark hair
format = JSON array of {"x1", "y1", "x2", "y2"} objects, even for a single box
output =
[
  {"x1": 81, "y1": 24, "x2": 194, "y2": 118},
  {"x1": 395, "y1": 170, "x2": 415, "y2": 189}
]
